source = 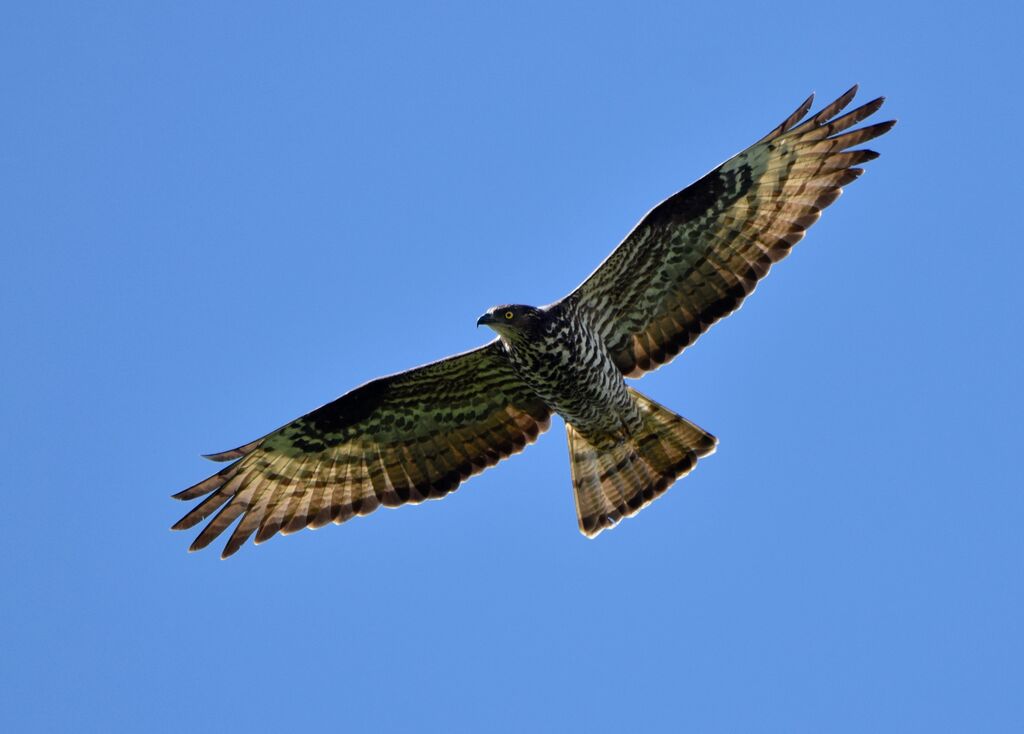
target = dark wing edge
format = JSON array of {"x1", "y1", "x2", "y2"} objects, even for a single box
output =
[
  {"x1": 170, "y1": 341, "x2": 551, "y2": 558},
  {"x1": 564, "y1": 85, "x2": 896, "y2": 377}
]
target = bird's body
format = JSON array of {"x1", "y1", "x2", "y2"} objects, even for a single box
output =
[
  {"x1": 492, "y1": 302, "x2": 643, "y2": 448},
  {"x1": 172, "y1": 86, "x2": 895, "y2": 557}
]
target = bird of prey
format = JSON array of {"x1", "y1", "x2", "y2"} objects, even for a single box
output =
[{"x1": 172, "y1": 86, "x2": 894, "y2": 557}]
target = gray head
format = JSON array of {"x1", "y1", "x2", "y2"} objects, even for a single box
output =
[{"x1": 476, "y1": 304, "x2": 545, "y2": 340}]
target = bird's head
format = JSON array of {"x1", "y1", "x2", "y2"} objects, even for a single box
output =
[{"x1": 476, "y1": 304, "x2": 544, "y2": 341}]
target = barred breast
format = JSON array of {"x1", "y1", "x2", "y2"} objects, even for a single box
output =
[{"x1": 500, "y1": 301, "x2": 642, "y2": 447}]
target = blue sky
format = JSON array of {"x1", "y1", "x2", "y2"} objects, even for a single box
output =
[{"x1": 2, "y1": 2, "x2": 1021, "y2": 732}]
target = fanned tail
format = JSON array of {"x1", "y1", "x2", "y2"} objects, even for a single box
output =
[{"x1": 567, "y1": 388, "x2": 717, "y2": 537}]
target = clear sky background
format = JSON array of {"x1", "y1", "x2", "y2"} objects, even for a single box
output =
[{"x1": 2, "y1": 2, "x2": 1021, "y2": 732}]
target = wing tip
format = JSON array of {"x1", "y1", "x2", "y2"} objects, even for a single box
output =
[
  {"x1": 188, "y1": 530, "x2": 219, "y2": 554},
  {"x1": 794, "y1": 92, "x2": 815, "y2": 122},
  {"x1": 202, "y1": 449, "x2": 242, "y2": 462},
  {"x1": 836, "y1": 83, "x2": 859, "y2": 109},
  {"x1": 171, "y1": 481, "x2": 217, "y2": 501},
  {"x1": 202, "y1": 437, "x2": 263, "y2": 462}
]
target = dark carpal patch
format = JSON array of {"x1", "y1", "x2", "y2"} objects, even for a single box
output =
[
  {"x1": 645, "y1": 163, "x2": 754, "y2": 229},
  {"x1": 305, "y1": 378, "x2": 391, "y2": 435}
]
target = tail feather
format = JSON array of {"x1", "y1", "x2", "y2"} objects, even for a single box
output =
[{"x1": 567, "y1": 389, "x2": 716, "y2": 537}]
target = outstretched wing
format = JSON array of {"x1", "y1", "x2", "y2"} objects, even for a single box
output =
[
  {"x1": 564, "y1": 85, "x2": 895, "y2": 377},
  {"x1": 171, "y1": 341, "x2": 550, "y2": 558}
]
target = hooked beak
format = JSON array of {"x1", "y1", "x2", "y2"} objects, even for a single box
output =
[{"x1": 476, "y1": 312, "x2": 495, "y2": 327}]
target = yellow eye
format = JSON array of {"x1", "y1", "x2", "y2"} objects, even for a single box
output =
[{"x1": 504, "y1": 311, "x2": 514, "y2": 320}]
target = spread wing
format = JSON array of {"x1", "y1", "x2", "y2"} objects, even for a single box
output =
[
  {"x1": 171, "y1": 341, "x2": 550, "y2": 558},
  {"x1": 564, "y1": 85, "x2": 895, "y2": 377}
]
